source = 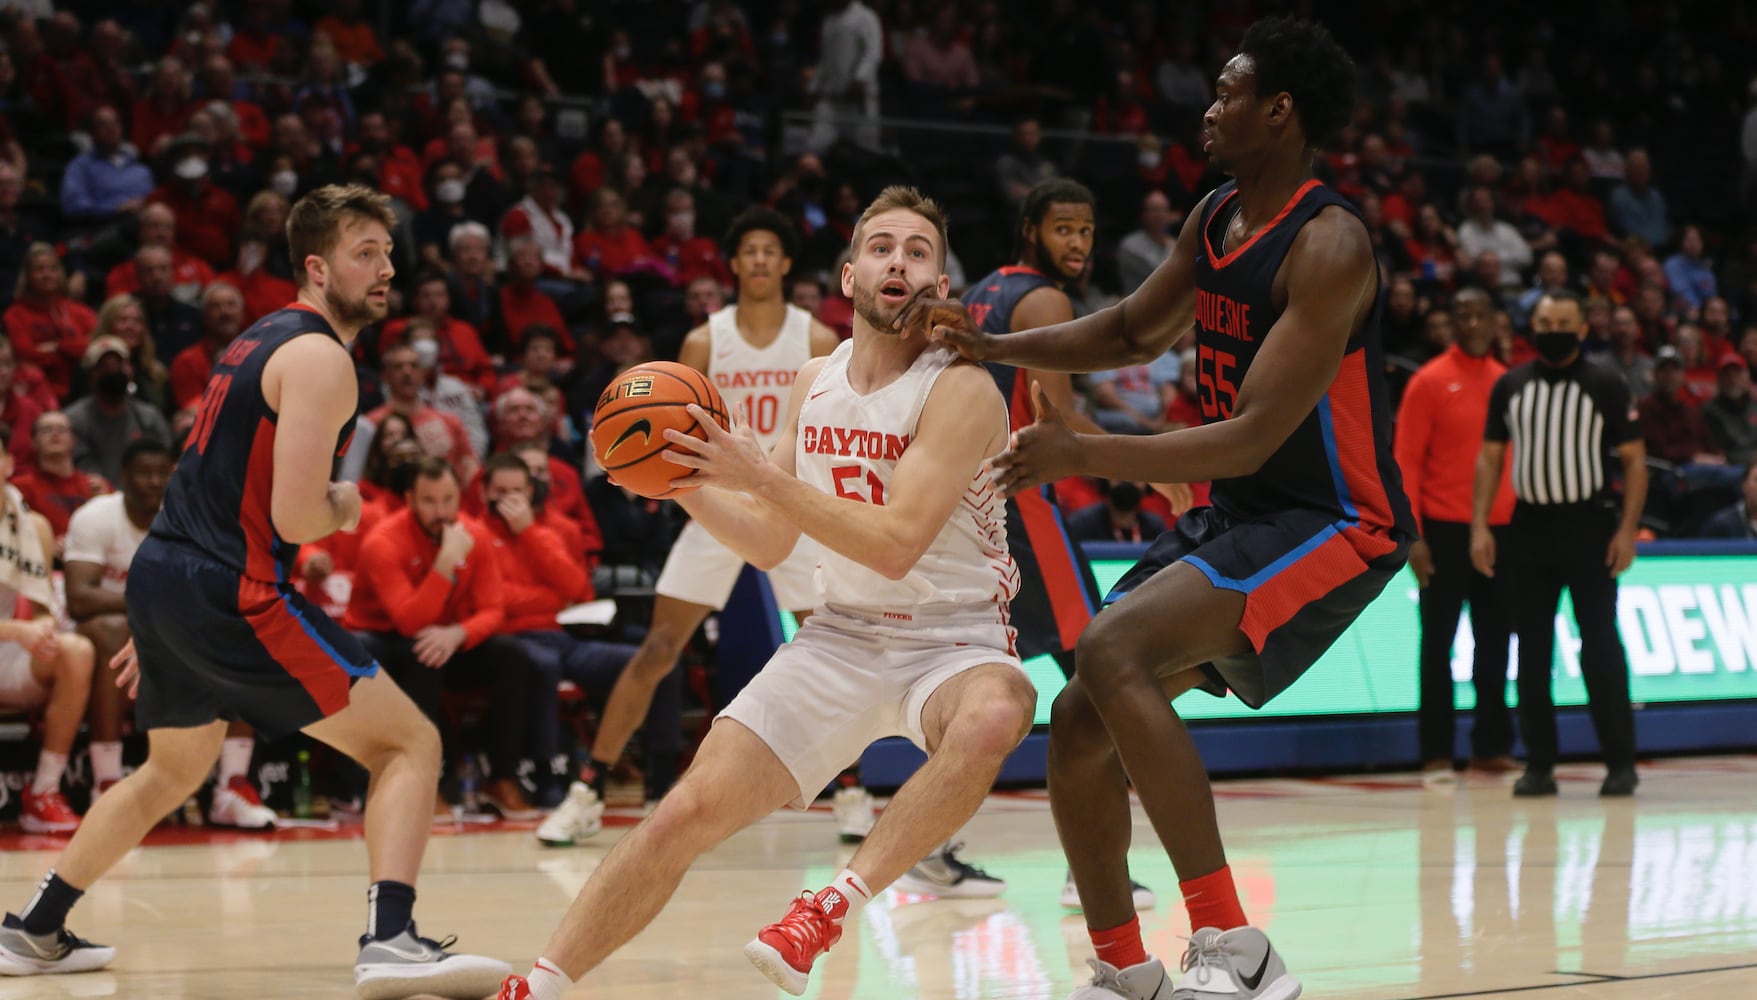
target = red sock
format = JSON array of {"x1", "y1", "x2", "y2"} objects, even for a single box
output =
[
  {"x1": 1088, "y1": 915, "x2": 1148, "y2": 969},
  {"x1": 1180, "y1": 865, "x2": 1247, "y2": 931}
]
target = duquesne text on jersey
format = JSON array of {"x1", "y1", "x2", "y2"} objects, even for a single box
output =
[
  {"x1": 801, "y1": 425, "x2": 911, "y2": 460},
  {"x1": 1195, "y1": 289, "x2": 1254, "y2": 343}
]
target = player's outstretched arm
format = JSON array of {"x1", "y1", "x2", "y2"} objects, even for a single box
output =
[
  {"x1": 674, "y1": 363, "x2": 1006, "y2": 580},
  {"x1": 910, "y1": 192, "x2": 1215, "y2": 374},
  {"x1": 991, "y1": 209, "x2": 1375, "y2": 490},
  {"x1": 267, "y1": 334, "x2": 363, "y2": 543}
]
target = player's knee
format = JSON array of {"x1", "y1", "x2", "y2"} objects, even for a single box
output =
[
  {"x1": 399, "y1": 715, "x2": 443, "y2": 776},
  {"x1": 1049, "y1": 679, "x2": 1104, "y2": 740},
  {"x1": 55, "y1": 633, "x2": 95, "y2": 682},
  {"x1": 949, "y1": 675, "x2": 1035, "y2": 761},
  {"x1": 643, "y1": 780, "x2": 718, "y2": 854},
  {"x1": 1072, "y1": 624, "x2": 1147, "y2": 692},
  {"x1": 78, "y1": 614, "x2": 130, "y2": 649}
]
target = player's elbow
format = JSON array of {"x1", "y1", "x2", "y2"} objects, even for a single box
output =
[{"x1": 874, "y1": 539, "x2": 931, "y2": 581}]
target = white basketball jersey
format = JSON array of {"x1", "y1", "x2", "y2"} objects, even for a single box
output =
[
  {"x1": 796, "y1": 341, "x2": 1017, "y2": 615},
  {"x1": 707, "y1": 303, "x2": 814, "y2": 455}
]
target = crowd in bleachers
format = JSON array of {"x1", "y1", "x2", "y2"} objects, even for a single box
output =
[{"x1": 2, "y1": 0, "x2": 1755, "y2": 830}]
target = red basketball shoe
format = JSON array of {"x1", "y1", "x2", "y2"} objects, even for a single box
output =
[
  {"x1": 743, "y1": 888, "x2": 849, "y2": 995},
  {"x1": 496, "y1": 975, "x2": 531, "y2": 999}
]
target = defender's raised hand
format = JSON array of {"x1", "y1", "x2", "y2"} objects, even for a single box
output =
[{"x1": 986, "y1": 381, "x2": 1084, "y2": 496}]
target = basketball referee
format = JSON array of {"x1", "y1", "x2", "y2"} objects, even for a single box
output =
[{"x1": 1470, "y1": 288, "x2": 1646, "y2": 799}]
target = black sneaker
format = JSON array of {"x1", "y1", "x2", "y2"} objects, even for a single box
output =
[
  {"x1": 1599, "y1": 767, "x2": 1639, "y2": 797},
  {"x1": 354, "y1": 924, "x2": 511, "y2": 1000},
  {"x1": 890, "y1": 842, "x2": 1005, "y2": 898},
  {"x1": 0, "y1": 912, "x2": 116, "y2": 975},
  {"x1": 1513, "y1": 769, "x2": 1558, "y2": 797}
]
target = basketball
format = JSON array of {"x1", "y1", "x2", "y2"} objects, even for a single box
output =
[{"x1": 591, "y1": 361, "x2": 731, "y2": 500}]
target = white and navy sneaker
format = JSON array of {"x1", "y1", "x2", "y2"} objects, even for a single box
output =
[
  {"x1": 1060, "y1": 871, "x2": 1159, "y2": 911},
  {"x1": 354, "y1": 925, "x2": 511, "y2": 1000},
  {"x1": 891, "y1": 842, "x2": 1005, "y2": 898},
  {"x1": 0, "y1": 913, "x2": 116, "y2": 975},
  {"x1": 1171, "y1": 927, "x2": 1300, "y2": 1000},
  {"x1": 535, "y1": 782, "x2": 604, "y2": 847},
  {"x1": 831, "y1": 786, "x2": 876, "y2": 843},
  {"x1": 1066, "y1": 956, "x2": 1171, "y2": 999}
]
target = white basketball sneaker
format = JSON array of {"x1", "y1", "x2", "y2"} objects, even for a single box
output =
[
  {"x1": 891, "y1": 842, "x2": 1005, "y2": 898},
  {"x1": 831, "y1": 786, "x2": 876, "y2": 842},
  {"x1": 1171, "y1": 927, "x2": 1300, "y2": 999},
  {"x1": 354, "y1": 925, "x2": 510, "y2": 1000},
  {"x1": 1066, "y1": 956, "x2": 1170, "y2": 999},
  {"x1": 208, "y1": 776, "x2": 278, "y2": 830},
  {"x1": 535, "y1": 782, "x2": 604, "y2": 847}
]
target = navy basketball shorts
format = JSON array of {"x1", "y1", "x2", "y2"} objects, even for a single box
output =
[
  {"x1": 1006, "y1": 488, "x2": 1100, "y2": 665},
  {"x1": 1106, "y1": 504, "x2": 1410, "y2": 708},
  {"x1": 128, "y1": 538, "x2": 379, "y2": 739}
]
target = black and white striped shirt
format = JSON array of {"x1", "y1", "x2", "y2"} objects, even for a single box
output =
[{"x1": 1484, "y1": 357, "x2": 1640, "y2": 505}]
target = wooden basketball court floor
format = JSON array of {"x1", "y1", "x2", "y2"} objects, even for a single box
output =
[{"x1": 2, "y1": 755, "x2": 1754, "y2": 999}]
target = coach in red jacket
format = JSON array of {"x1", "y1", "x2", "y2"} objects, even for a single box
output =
[{"x1": 344, "y1": 455, "x2": 538, "y2": 818}]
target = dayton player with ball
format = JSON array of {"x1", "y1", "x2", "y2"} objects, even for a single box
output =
[{"x1": 500, "y1": 186, "x2": 1035, "y2": 999}]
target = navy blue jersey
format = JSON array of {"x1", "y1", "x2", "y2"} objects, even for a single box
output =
[
  {"x1": 963, "y1": 265, "x2": 1056, "y2": 433},
  {"x1": 152, "y1": 305, "x2": 358, "y2": 582},
  {"x1": 1193, "y1": 180, "x2": 1415, "y2": 541}
]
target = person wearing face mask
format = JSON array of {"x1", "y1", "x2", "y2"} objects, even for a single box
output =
[
  {"x1": 647, "y1": 188, "x2": 731, "y2": 290},
  {"x1": 1115, "y1": 191, "x2": 1179, "y2": 296},
  {"x1": 146, "y1": 136, "x2": 242, "y2": 272},
  {"x1": 1472, "y1": 288, "x2": 1647, "y2": 799},
  {"x1": 414, "y1": 160, "x2": 473, "y2": 276},
  {"x1": 1066, "y1": 480, "x2": 1168, "y2": 544},
  {"x1": 63, "y1": 337, "x2": 173, "y2": 487}
]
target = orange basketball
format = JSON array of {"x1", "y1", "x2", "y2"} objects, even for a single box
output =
[{"x1": 591, "y1": 361, "x2": 731, "y2": 500}]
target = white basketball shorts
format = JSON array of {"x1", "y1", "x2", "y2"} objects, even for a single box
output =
[
  {"x1": 716, "y1": 604, "x2": 1027, "y2": 808},
  {"x1": 0, "y1": 642, "x2": 46, "y2": 709}
]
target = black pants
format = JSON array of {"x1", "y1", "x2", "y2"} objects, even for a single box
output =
[
  {"x1": 1507, "y1": 503, "x2": 1636, "y2": 772},
  {"x1": 357, "y1": 631, "x2": 534, "y2": 782},
  {"x1": 1418, "y1": 519, "x2": 1515, "y2": 762}
]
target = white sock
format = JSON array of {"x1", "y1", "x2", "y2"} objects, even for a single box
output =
[
  {"x1": 218, "y1": 737, "x2": 255, "y2": 785},
  {"x1": 824, "y1": 868, "x2": 872, "y2": 922},
  {"x1": 89, "y1": 741, "x2": 124, "y2": 785},
  {"x1": 524, "y1": 957, "x2": 573, "y2": 1000},
  {"x1": 31, "y1": 750, "x2": 68, "y2": 796}
]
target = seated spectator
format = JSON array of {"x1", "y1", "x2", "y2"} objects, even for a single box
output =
[
  {"x1": 1704, "y1": 354, "x2": 1757, "y2": 467},
  {"x1": 649, "y1": 189, "x2": 731, "y2": 291},
  {"x1": 1457, "y1": 185, "x2": 1532, "y2": 288},
  {"x1": 104, "y1": 203, "x2": 217, "y2": 304},
  {"x1": 902, "y1": 7, "x2": 979, "y2": 95},
  {"x1": 1639, "y1": 347, "x2": 1720, "y2": 465},
  {"x1": 499, "y1": 164, "x2": 576, "y2": 278},
  {"x1": 478, "y1": 453, "x2": 662, "y2": 805},
  {"x1": 58, "y1": 106, "x2": 154, "y2": 224},
  {"x1": 148, "y1": 134, "x2": 242, "y2": 271},
  {"x1": 1664, "y1": 225, "x2": 1718, "y2": 314},
  {"x1": 342, "y1": 457, "x2": 538, "y2": 818},
  {"x1": 351, "y1": 109, "x2": 425, "y2": 211},
  {"x1": 1700, "y1": 296, "x2": 1737, "y2": 358},
  {"x1": 401, "y1": 318, "x2": 490, "y2": 459},
  {"x1": 1608, "y1": 149, "x2": 1670, "y2": 251},
  {"x1": 0, "y1": 338, "x2": 56, "y2": 466},
  {"x1": 169, "y1": 282, "x2": 246, "y2": 414},
  {"x1": 215, "y1": 236, "x2": 298, "y2": 327},
  {"x1": 475, "y1": 388, "x2": 594, "y2": 536},
  {"x1": 315, "y1": 0, "x2": 384, "y2": 67},
  {"x1": 200, "y1": 54, "x2": 271, "y2": 151},
  {"x1": 1088, "y1": 353, "x2": 1181, "y2": 435},
  {"x1": 995, "y1": 118, "x2": 1057, "y2": 213},
  {"x1": 66, "y1": 337, "x2": 174, "y2": 485},
  {"x1": 1513, "y1": 252, "x2": 1571, "y2": 332},
  {"x1": 1699, "y1": 463, "x2": 1757, "y2": 540},
  {"x1": 0, "y1": 163, "x2": 48, "y2": 315},
  {"x1": 1677, "y1": 325, "x2": 1719, "y2": 402},
  {"x1": 497, "y1": 327, "x2": 574, "y2": 440},
  {"x1": 0, "y1": 426, "x2": 96, "y2": 833},
  {"x1": 94, "y1": 293, "x2": 172, "y2": 415},
  {"x1": 499, "y1": 239, "x2": 570, "y2": 356},
  {"x1": 120, "y1": 246, "x2": 204, "y2": 362},
  {"x1": 414, "y1": 160, "x2": 474, "y2": 275},
  {"x1": 1584, "y1": 249, "x2": 1627, "y2": 306},
  {"x1": 445, "y1": 223, "x2": 502, "y2": 351},
  {"x1": 379, "y1": 272, "x2": 496, "y2": 392},
  {"x1": 583, "y1": 472, "x2": 685, "y2": 587},
  {"x1": 7, "y1": 245, "x2": 95, "y2": 401},
  {"x1": 1582, "y1": 120, "x2": 1625, "y2": 180},
  {"x1": 1066, "y1": 480, "x2": 1168, "y2": 545},
  {"x1": 1593, "y1": 305, "x2": 1656, "y2": 399},
  {"x1": 1534, "y1": 156, "x2": 1610, "y2": 251},
  {"x1": 298, "y1": 424, "x2": 423, "y2": 598},
  {"x1": 1404, "y1": 204, "x2": 1460, "y2": 291},
  {"x1": 10, "y1": 411, "x2": 109, "y2": 550},
  {"x1": 339, "y1": 343, "x2": 479, "y2": 486},
  {"x1": 1116, "y1": 191, "x2": 1177, "y2": 296},
  {"x1": 573, "y1": 189, "x2": 659, "y2": 281},
  {"x1": 570, "y1": 314, "x2": 654, "y2": 424}
]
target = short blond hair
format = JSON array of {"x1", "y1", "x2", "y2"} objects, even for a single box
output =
[
  {"x1": 287, "y1": 184, "x2": 396, "y2": 287},
  {"x1": 849, "y1": 186, "x2": 950, "y2": 270}
]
